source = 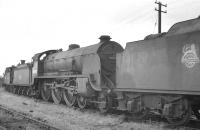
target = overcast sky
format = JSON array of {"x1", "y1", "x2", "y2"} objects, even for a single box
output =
[{"x1": 0, "y1": 0, "x2": 200, "y2": 75}]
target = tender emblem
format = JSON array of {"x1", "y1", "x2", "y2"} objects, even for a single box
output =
[{"x1": 181, "y1": 44, "x2": 200, "y2": 68}]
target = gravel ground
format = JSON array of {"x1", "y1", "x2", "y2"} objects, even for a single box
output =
[{"x1": 0, "y1": 88, "x2": 187, "y2": 130}]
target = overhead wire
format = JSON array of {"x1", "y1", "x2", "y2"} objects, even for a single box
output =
[{"x1": 153, "y1": 11, "x2": 158, "y2": 33}]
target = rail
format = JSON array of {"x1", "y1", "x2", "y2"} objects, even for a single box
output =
[{"x1": 0, "y1": 104, "x2": 61, "y2": 130}]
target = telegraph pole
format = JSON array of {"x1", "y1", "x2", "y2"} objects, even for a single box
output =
[{"x1": 155, "y1": 1, "x2": 167, "y2": 33}]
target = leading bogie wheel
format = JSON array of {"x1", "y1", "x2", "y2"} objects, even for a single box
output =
[
  {"x1": 77, "y1": 95, "x2": 87, "y2": 109},
  {"x1": 97, "y1": 92, "x2": 112, "y2": 113}
]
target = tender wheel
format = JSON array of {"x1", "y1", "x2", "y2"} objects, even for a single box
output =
[
  {"x1": 40, "y1": 82, "x2": 52, "y2": 101},
  {"x1": 192, "y1": 105, "x2": 200, "y2": 119},
  {"x1": 9, "y1": 86, "x2": 12, "y2": 92},
  {"x1": 6, "y1": 85, "x2": 10, "y2": 92},
  {"x1": 5, "y1": 85, "x2": 9, "y2": 92},
  {"x1": 51, "y1": 87, "x2": 62, "y2": 104},
  {"x1": 26, "y1": 88, "x2": 32, "y2": 97},
  {"x1": 7, "y1": 86, "x2": 10, "y2": 92},
  {"x1": 18, "y1": 87, "x2": 23, "y2": 95},
  {"x1": 130, "y1": 108, "x2": 149, "y2": 120},
  {"x1": 16, "y1": 87, "x2": 19, "y2": 94},
  {"x1": 15, "y1": 87, "x2": 19, "y2": 94},
  {"x1": 21, "y1": 88, "x2": 25, "y2": 95},
  {"x1": 23, "y1": 88, "x2": 28, "y2": 96},
  {"x1": 97, "y1": 92, "x2": 112, "y2": 113},
  {"x1": 13, "y1": 86, "x2": 17, "y2": 94},
  {"x1": 62, "y1": 88, "x2": 76, "y2": 107},
  {"x1": 22, "y1": 88, "x2": 26, "y2": 95},
  {"x1": 77, "y1": 95, "x2": 87, "y2": 109},
  {"x1": 165, "y1": 98, "x2": 191, "y2": 126},
  {"x1": 9, "y1": 86, "x2": 12, "y2": 93},
  {"x1": 34, "y1": 89, "x2": 41, "y2": 99}
]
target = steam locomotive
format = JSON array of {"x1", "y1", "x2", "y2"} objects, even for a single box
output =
[{"x1": 3, "y1": 18, "x2": 200, "y2": 125}]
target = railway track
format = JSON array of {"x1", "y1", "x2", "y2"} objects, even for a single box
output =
[
  {"x1": 185, "y1": 119, "x2": 200, "y2": 130},
  {"x1": 1, "y1": 88, "x2": 200, "y2": 130},
  {"x1": 0, "y1": 125, "x2": 7, "y2": 130},
  {"x1": 0, "y1": 104, "x2": 61, "y2": 130},
  {"x1": 122, "y1": 111, "x2": 200, "y2": 130}
]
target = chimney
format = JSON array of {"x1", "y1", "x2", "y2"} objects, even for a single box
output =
[
  {"x1": 99, "y1": 35, "x2": 111, "y2": 42},
  {"x1": 68, "y1": 44, "x2": 80, "y2": 50}
]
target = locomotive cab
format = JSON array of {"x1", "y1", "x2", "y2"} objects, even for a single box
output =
[{"x1": 31, "y1": 50, "x2": 58, "y2": 84}]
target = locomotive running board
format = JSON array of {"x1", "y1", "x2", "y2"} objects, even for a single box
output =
[
  {"x1": 35, "y1": 75, "x2": 88, "y2": 79},
  {"x1": 114, "y1": 88, "x2": 200, "y2": 95},
  {"x1": 6, "y1": 84, "x2": 31, "y2": 87}
]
